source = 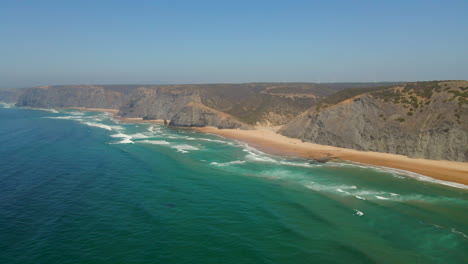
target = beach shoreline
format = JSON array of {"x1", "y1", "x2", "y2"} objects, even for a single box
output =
[
  {"x1": 57, "y1": 107, "x2": 468, "y2": 187},
  {"x1": 193, "y1": 127, "x2": 468, "y2": 186}
]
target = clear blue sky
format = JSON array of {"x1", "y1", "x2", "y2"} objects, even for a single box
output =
[{"x1": 1, "y1": 0, "x2": 467, "y2": 87}]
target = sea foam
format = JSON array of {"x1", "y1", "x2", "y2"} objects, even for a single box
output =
[
  {"x1": 0, "y1": 102, "x2": 15, "y2": 108},
  {"x1": 139, "y1": 140, "x2": 170, "y2": 145},
  {"x1": 375, "y1": 196, "x2": 389, "y2": 200},
  {"x1": 172, "y1": 144, "x2": 199, "y2": 153},
  {"x1": 130, "y1": 133, "x2": 148, "y2": 139},
  {"x1": 344, "y1": 161, "x2": 468, "y2": 190},
  {"x1": 354, "y1": 209, "x2": 364, "y2": 216},
  {"x1": 242, "y1": 145, "x2": 277, "y2": 163},
  {"x1": 83, "y1": 122, "x2": 114, "y2": 131},
  {"x1": 111, "y1": 133, "x2": 134, "y2": 144},
  {"x1": 210, "y1": 160, "x2": 246, "y2": 166}
]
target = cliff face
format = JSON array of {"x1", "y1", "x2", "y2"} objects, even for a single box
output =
[
  {"x1": 11, "y1": 83, "x2": 392, "y2": 129},
  {"x1": 16, "y1": 85, "x2": 129, "y2": 109},
  {"x1": 0, "y1": 89, "x2": 25, "y2": 103},
  {"x1": 280, "y1": 81, "x2": 468, "y2": 161},
  {"x1": 169, "y1": 102, "x2": 250, "y2": 129},
  {"x1": 118, "y1": 83, "x2": 332, "y2": 126},
  {"x1": 118, "y1": 86, "x2": 201, "y2": 120},
  {"x1": 117, "y1": 83, "x2": 340, "y2": 126}
]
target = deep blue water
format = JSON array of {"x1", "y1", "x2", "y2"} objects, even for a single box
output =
[{"x1": 0, "y1": 105, "x2": 467, "y2": 264}]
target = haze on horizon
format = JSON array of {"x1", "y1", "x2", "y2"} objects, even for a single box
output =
[{"x1": 1, "y1": 0, "x2": 467, "y2": 88}]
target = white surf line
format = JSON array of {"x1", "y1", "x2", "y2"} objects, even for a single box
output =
[
  {"x1": 82, "y1": 122, "x2": 114, "y2": 131},
  {"x1": 451, "y1": 228, "x2": 468, "y2": 240},
  {"x1": 110, "y1": 133, "x2": 134, "y2": 144},
  {"x1": 138, "y1": 140, "x2": 170, "y2": 145},
  {"x1": 172, "y1": 144, "x2": 199, "y2": 153},
  {"x1": 211, "y1": 131, "x2": 468, "y2": 190},
  {"x1": 210, "y1": 160, "x2": 246, "y2": 166},
  {"x1": 219, "y1": 136, "x2": 468, "y2": 190},
  {"x1": 375, "y1": 196, "x2": 389, "y2": 200},
  {"x1": 0, "y1": 102, "x2": 15, "y2": 108},
  {"x1": 46, "y1": 111, "x2": 466, "y2": 191},
  {"x1": 339, "y1": 161, "x2": 468, "y2": 190},
  {"x1": 19, "y1": 106, "x2": 60, "y2": 113}
]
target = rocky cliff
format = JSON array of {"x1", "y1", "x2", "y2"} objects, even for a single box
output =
[
  {"x1": 12, "y1": 83, "x2": 396, "y2": 128},
  {"x1": 16, "y1": 85, "x2": 130, "y2": 109},
  {"x1": 118, "y1": 83, "x2": 338, "y2": 126},
  {"x1": 118, "y1": 86, "x2": 201, "y2": 120},
  {"x1": 13, "y1": 83, "x2": 337, "y2": 128},
  {"x1": 169, "y1": 102, "x2": 250, "y2": 129},
  {"x1": 117, "y1": 83, "x2": 398, "y2": 126},
  {"x1": 0, "y1": 89, "x2": 25, "y2": 103},
  {"x1": 280, "y1": 81, "x2": 468, "y2": 161}
]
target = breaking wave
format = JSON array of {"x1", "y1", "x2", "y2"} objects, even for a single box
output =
[
  {"x1": 83, "y1": 122, "x2": 122, "y2": 131},
  {"x1": 172, "y1": 144, "x2": 199, "y2": 153},
  {"x1": 210, "y1": 160, "x2": 246, "y2": 166},
  {"x1": 0, "y1": 102, "x2": 15, "y2": 108},
  {"x1": 111, "y1": 133, "x2": 134, "y2": 144},
  {"x1": 138, "y1": 140, "x2": 171, "y2": 145},
  {"x1": 354, "y1": 209, "x2": 364, "y2": 216}
]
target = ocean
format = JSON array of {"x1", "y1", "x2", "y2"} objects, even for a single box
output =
[{"x1": 0, "y1": 104, "x2": 467, "y2": 264}]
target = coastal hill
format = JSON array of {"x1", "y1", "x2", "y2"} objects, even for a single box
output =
[
  {"x1": 12, "y1": 82, "x2": 397, "y2": 127},
  {"x1": 3, "y1": 81, "x2": 467, "y2": 161},
  {"x1": 280, "y1": 81, "x2": 468, "y2": 161}
]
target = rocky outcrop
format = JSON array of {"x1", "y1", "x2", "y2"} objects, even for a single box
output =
[
  {"x1": 169, "y1": 102, "x2": 250, "y2": 129},
  {"x1": 12, "y1": 82, "x2": 392, "y2": 127},
  {"x1": 280, "y1": 81, "x2": 468, "y2": 161},
  {"x1": 16, "y1": 85, "x2": 129, "y2": 109},
  {"x1": 116, "y1": 83, "x2": 336, "y2": 126},
  {"x1": 118, "y1": 86, "x2": 200, "y2": 120}
]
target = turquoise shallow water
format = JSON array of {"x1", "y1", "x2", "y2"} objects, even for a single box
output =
[{"x1": 0, "y1": 104, "x2": 467, "y2": 264}]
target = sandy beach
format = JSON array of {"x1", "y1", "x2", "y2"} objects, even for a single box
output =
[
  {"x1": 194, "y1": 127, "x2": 468, "y2": 186},
  {"x1": 58, "y1": 106, "x2": 468, "y2": 186}
]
